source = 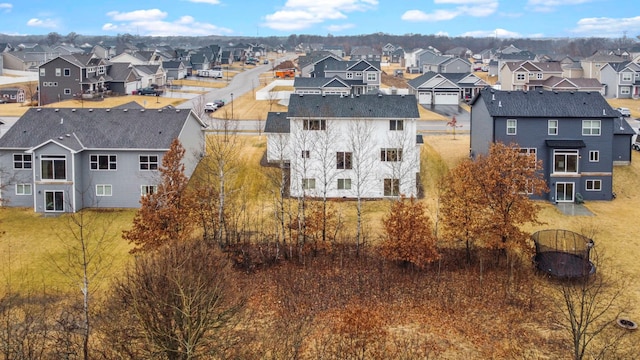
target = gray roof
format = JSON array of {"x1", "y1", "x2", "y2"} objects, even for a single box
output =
[
  {"x1": 293, "y1": 76, "x2": 350, "y2": 89},
  {"x1": 471, "y1": 88, "x2": 618, "y2": 118},
  {"x1": 0, "y1": 107, "x2": 204, "y2": 151},
  {"x1": 265, "y1": 111, "x2": 290, "y2": 133},
  {"x1": 108, "y1": 62, "x2": 137, "y2": 82},
  {"x1": 287, "y1": 94, "x2": 419, "y2": 119}
]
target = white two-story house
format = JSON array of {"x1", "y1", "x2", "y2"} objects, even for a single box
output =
[{"x1": 265, "y1": 94, "x2": 423, "y2": 198}]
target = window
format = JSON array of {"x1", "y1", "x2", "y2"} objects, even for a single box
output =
[
  {"x1": 346, "y1": 72, "x2": 353, "y2": 79},
  {"x1": 55, "y1": 68, "x2": 61, "y2": 76},
  {"x1": 390, "y1": 119, "x2": 404, "y2": 131},
  {"x1": 16, "y1": 183, "x2": 32, "y2": 195},
  {"x1": 516, "y1": 73, "x2": 525, "y2": 81},
  {"x1": 336, "y1": 152, "x2": 352, "y2": 169},
  {"x1": 302, "y1": 178, "x2": 316, "y2": 190},
  {"x1": 622, "y1": 73, "x2": 633, "y2": 81},
  {"x1": 337, "y1": 178, "x2": 351, "y2": 190},
  {"x1": 41, "y1": 155, "x2": 66, "y2": 180},
  {"x1": 303, "y1": 119, "x2": 326, "y2": 130},
  {"x1": 367, "y1": 72, "x2": 377, "y2": 81},
  {"x1": 356, "y1": 72, "x2": 362, "y2": 77},
  {"x1": 582, "y1": 120, "x2": 601, "y2": 136},
  {"x1": 139, "y1": 155, "x2": 158, "y2": 170},
  {"x1": 45, "y1": 191, "x2": 64, "y2": 212},
  {"x1": 518, "y1": 148, "x2": 537, "y2": 168},
  {"x1": 589, "y1": 150, "x2": 599, "y2": 162},
  {"x1": 90, "y1": 154, "x2": 117, "y2": 170},
  {"x1": 621, "y1": 87, "x2": 630, "y2": 95},
  {"x1": 301, "y1": 150, "x2": 310, "y2": 159},
  {"x1": 13, "y1": 153, "x2": 32, "y2": 169},
  {"x1": 64, "y1": 68, "x2": 71, "y2": 76},
  {"x1": 97, "y1": 65, "x2": 106, "y2": 75},
  {"x1": 554, "y1": 150, "x2": 579, "y2": 173},
  {"x1": 381, "y1": 148, "x2": 402, "y2": 162},
  {"x1": 537, "y1": 73, "x2": 543, "y2": 79},
  {"x1": 96, "y1": 184, "x2": 112, "y2": 196},
  {"x1": 141, "y1": 185, "x2": 157, "y2": 196},
  {"x1": 507, "y1": 119, "x2": 517, "y2": 135},
  {"x1": 384, "y1": 178, "x2": 399, "y2": 196},
  {"x1": 39, "y1": 68, "x2": 45, "y2": 76},
  {"x1": 586, "y1": 180, "x2": 601, "y2": 191},
  {"x1": 64, "y1": 88, "x2": 71, "y2": 95},
  {"x1": 548, "y1": 119, "x2": 558, "y2": 135}
]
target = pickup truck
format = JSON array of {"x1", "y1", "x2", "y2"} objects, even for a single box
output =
[{"x1": 137, "y1": 87, "x2": 162, "y2": 96}]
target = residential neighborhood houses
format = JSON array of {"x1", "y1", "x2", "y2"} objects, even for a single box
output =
[{"x1": 0, "y1": 37, "x2": 639, "y2": 213}]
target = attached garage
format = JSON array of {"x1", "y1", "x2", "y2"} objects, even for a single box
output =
[
  {"x1": 434, "y1": 92, "x2": 459, "y2": 105},
  {"x1": 418, "y1": 91, "x2": 432, "y2": 104}
]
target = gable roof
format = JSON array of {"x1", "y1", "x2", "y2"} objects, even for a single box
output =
[
  {"x1": 294, "y1": 76, "x2": 350, "y2": 89},
  {"x1": 0, "y1": 107, "x2": 205, "y2": 151},
  {"x1": 264, "y1": 111, "x2": 290, "y2": 133},
  {"x1": 287, "y1": 94, "x2": 419, "y2": 119},
  {"x1": 471, "y1": 88, "x2": 617, "y2": 118}
]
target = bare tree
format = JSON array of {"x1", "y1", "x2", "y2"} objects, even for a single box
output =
[
  {"x1": 346, "y1": 118, "x2": 377, "y2": 253},
  {"x1": 49, "y1": 206, "x2": 118, "y2": 360},
  {"x1": 112, "y1": 240, "x2": 245, "y2": 359}
]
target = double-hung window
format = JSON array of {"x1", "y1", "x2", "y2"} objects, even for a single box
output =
[
  {"x1": 384, "y1": 179, "x2": 399, "y2": 196},
  {"x1": 302, "y1": 178, "x2": 316, "y2": 190},
  {"x1": 507, "y1": 119, "x2": 517, "y2": 135},
  {"x1": 141, "y1": 185, "x2": 157, "y2": 196},
  {"x1": 16, "y1": 184, "x2": 32, "y2": 195},
  {"x1": 337, "y1": 178, "x2": 351, "y2": 190},
  {"x1": 548, "y1": 120, "x2": 558, "y2": 135},
  {"x1": 13, "y1": 154, "x2": 32, "y2": 169},
  {"x1": 139, "y1": 155, "x2": 159, "y2": 170},
  {"x1": 303, "y1": 119, "x2": 326, "y2": 130},
  {"x1": 586, "y1": 180, "x2": 601, "y2": 191},
  {"x1": 582, "y1": 120, "x2": 600, "y2": 136},
  {"x1": 96, "y1": 184, "x2": 112, "y2": 196}
]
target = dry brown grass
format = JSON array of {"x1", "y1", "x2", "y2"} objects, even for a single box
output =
[{"x1": 607, "y1": 98, "x2": 640, "y2": 118}]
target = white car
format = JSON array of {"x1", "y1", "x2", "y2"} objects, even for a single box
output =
[
  {"x1": 616, "y1": 107, "x2": 631, "y2": 117},
  {"x1": 204, "y1": 103, "x2": 218, "y2": 112}
]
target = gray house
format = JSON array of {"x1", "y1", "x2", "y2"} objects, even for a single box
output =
[
  {"x1": 470, "y1": 89, "x2": 634, "y2": 203},
  {"x1": 408, "y1": 71, "x2": 488, "y2": 105},
  {"x1": 0, "y1": 107, "x2": 207, "y2": 213},
  {"x1": 599, "y1": 61, "x2": 640, "y2": 98}
]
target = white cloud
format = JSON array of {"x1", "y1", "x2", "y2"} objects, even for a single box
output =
[
  {"x1": 0, "y1": 3, "x2": 12, "y2": 13},
  {"x1": 327, "y1": 23, "x2": 355, "y2": 32},
  {"x1": 103, "y1": 8, "x2": 232, "y2": 36},
  {"x1": 435, "y1": 31, "x2": 449, "y2": 37},
  {"x1": 460, "y1": 28, "x2": 523, "y2": 38},
  {"x1": 186, "y1": 0, "x2": 220, "y2": 4},
  {"x1": 26, "y1": 18, "x2": 58, "y2": 29},
  {"x1": 571, "y1": 16, "x2": 640, "y2": 37},
  {"x1": 402, "y1": 0, "x2": 497, "y2": 22},
  {"x1": 263, "y1": 0, "x2": 378, "y2": 31},
  {"x1": 527, "y1": 0, "x2": 594, "y2": 12},
  {"x1": 106, "y1": 9, "x2": 167, "y2": 22}
]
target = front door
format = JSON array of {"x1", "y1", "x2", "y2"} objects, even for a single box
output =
[
  {"x1": 44, "y1": 191, "x2": 64, "y2": 212},
  {"x1": 556, "y1": 182, "x2": 574, "y2": 203}
]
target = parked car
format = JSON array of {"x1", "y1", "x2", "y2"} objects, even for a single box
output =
[
  {"x1": 213, "y1": 100, "x2": 225, "y2": 108},
  {"x1": 137, "y1": 87, "x2": 161, "y2": 96},
  {"x1": 263, "y1": 59, "x2": 269, "y2": 64},
  {"x1": 0, "y1": 98, "x2": 7, "y2": 104},
  {"x1": 204, "y1": 102, "x2": 218, "y2": 112},
  {"x1": 617, "y1": 107, "x2": 631, "y2": 117}
]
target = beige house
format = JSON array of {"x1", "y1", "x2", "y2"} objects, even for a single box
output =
[
  {"x1": 499, "y1": 60, "x2": 563, "y2": 90},
  {"x1": 580, "y1": 53, "x2": 625, "y2": 80}
]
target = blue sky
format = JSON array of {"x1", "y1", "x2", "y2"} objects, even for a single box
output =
[{"x1": 0, "y1": 0, "x2": 638, "y2": 39}]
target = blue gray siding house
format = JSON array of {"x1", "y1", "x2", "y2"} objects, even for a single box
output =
[
  {"x1": 0, "y1": 107, "x2": 206, "y2": 213},
  {"x1": 470, "y1": 89, "x2": 633, "y2": 203}
]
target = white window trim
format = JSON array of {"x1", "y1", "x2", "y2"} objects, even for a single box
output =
[
  {"x1": 507, "y1": 119, "x2": 517, "y2": 135},
  {"x1": 582, "y1": 120, "x2": 601, "y2": 136},
  {"x1": 585, "y1": 179, "x2": 602, "y2": 191},
  {"x1": 96, "y1": 184, "x2": 113, "y2": 196},
  {"x1": 141, "y1": 185, "x2": 158, "y2": 196},
  {"x1": 15, "y1": 183, "x2": 32, "y2": 195},
  {"x1": 589, "y1": 150, "x2": 599, "y2": 162},
  {"x1": 548, "y1": 119, "x2": 558, "y2": 135}
]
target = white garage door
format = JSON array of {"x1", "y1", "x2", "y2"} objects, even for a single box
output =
[
  {"x1": 418, "y1": 91, "x2": 432, "y2": 104},
  {"x1": 434, "y1": 92, "x2": 459, "y2": 105}
]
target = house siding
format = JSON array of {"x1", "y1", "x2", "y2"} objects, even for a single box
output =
[{"x1": 39, "y1": 57, "x2": 81, "y2": 105}]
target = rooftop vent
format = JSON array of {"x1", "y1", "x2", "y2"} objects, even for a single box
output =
[
  {"x1": 176, "y1": 109, "x2": 180, "y2": 112},
  {"x1": 55, "y1": 109, "x2": 59, "y2": 112},
  {"x1": 603, "y1": 109, "x2": 606, "y2": 115},
  {"x1": 141, "y1": 109, "x2": 145, "y2": 112},
  {"x1": 89, "y1": 109, "x2": 93, "y2": 112},
  {"x1": 158, "y1": 109, "x2": 162, "y2": 112},
  {"x1": 58, "y1": 136, "x2": 63, "y2": 140},
  {"x1": 36, "y1": 108, "x2": 41, "y2": 112},
  {"x1": 498, "y1": 101, "x2": 502, "y2": 107},
  {"x1": 65, "y1": 134, "x2": 70, "y2": 137},
  {"x1": 71, "y1": 109, "x2": 76, "y2": 112},
  {"x1": 539, "y1": 90, "x2": 544, "y2": 94},
  {"x1": 491, "y1": 94, "x2": 496, "y2": 101},
  {"x1": 106, "y1": 108, "x2": 111, "y2": 112},
  {"x1": 123, "y1": 109, "x2": 128, "y2": 112},
  {"x1": 60, "y1": 118, "x2": 63, "y2": 124}
]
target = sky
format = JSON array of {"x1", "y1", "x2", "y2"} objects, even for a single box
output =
[{"x1": 0, "y1": 0, "x2": 639, "y2": 39}]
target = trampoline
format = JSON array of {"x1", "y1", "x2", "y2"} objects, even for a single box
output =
[{"x1": 532, "y1": 229, "x2": 595, "y2": 278}]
